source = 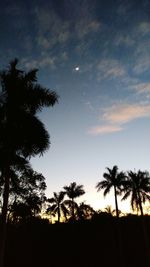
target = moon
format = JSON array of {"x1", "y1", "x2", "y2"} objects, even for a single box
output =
[{"x1": 75, "y1": 66, "x2": 80, "y2": 71}]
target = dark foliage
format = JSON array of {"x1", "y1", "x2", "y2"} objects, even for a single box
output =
[{"x1": 2, "y1": 215, "x2": 150, "y2": 267}]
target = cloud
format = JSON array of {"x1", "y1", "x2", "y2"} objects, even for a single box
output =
[
  {"x1": 113, "y1": 20, "x2": 150, "y2": 74},
  {"x1": 138, "y1": 22, "x2": 150, "y2": 36},
  {"x1": 132, "y1": 40, "x2": 150, "y2": 75},
  {"x1": 22, "y1": 56, "x2": 56, "y2": 70},
  {"x1": 113, "y1": 18, "x2": 150, "y2": 47},
  {"x1": 131, "y1": 24, "x2": 150, "y2": 75},
  {"x1": 97, "y1": 59, "x2": 126, "y2": 81},
  {"x1": 88, "y1": 103, "x2": 150, "y2": 135},
  {"x1": 114, "y1": 34, "x2": 135, "y2": 47},
  {"x1": 103, "y1": 103, "x2": 150, "y2": 124},
  {"x1": 133, "y1": 63, "x2": 150, "y2": 75},
  {"x1": 88, "y1": 125, "x2": 122, "y2": 135},
  {"x1": 34, "y1": 7, "x2": 70, "y2": 50},
  {"x1": 131, "y1": 83, "x2": 150, "y2": 95},
  {"x1": 34, "y1": 3, "x2": 101, "y2": 52},
  {"x1": 64, "y1": 0, "x2": 101, "y2": 39},
  {"x1": 75, "y1": 19, "x2": 100, "y2": 39},
  {"x1": 85, "y1": 101, "x2": 95, "y2": 111}
]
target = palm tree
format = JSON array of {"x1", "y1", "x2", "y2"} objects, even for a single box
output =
[
  {"x1": 104, "y1": 205, "x2": 124, "y2": 217},
  {"x1": 0, "y1": 59, "x2": 58, "y2": 266},
  {"x1": 121, "y1": 170, "x2": 150, "y2": 216},
  {"x1": 104, "y1": 205, "x2": 116, "y2": 216},
  {"x1": 63, "y1": 182, "x2": 85, "y2": 220},
  {"x1": 47, "y1": 192, "x2": 68, "y2": 223},
  {"x1": 96, "y1": 165, "x2": 126, "y2": 218}
]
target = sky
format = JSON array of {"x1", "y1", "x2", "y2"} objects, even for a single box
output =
[{"x1": 0, "y1": 0, "x2": 150, "y2": 213}]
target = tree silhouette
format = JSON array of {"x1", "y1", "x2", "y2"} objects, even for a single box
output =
[
  {"x1": 1, "y1": 168, "x2": 46, "y2": 222},
  {"x1": 121, "y1": 170, "x2": 150, "y2": 216},
  {"x1": 10, "y1": 202, "x2": 32, "y2": 223},
  {"x1": 77, "y1": 202, "x2": 95, "y2": 220},
  {"x1": 0, "y1": 59, "x2": 58, "y2": 266},
  {"x1": 47, "y1": 192, "x2": 68, "y2": 223},
  {"x1": 10, "y1": 169, "x2": 46, "y2": 205},
  {"x1": 63, "y1": 182, "x2": 85, "y2": 220},
  {"x1": 96, "y1": 166, "x2": 126, "y2": 218},
  {"x1": 104, "y1": 205, "x2": 116, "y2": 216},
  {"x1": 104, "y1": 205, "x2": 124, "y2": 217}
]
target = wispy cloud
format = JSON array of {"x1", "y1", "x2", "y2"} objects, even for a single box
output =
[
  {"x1": 131, "y1": 83, "x2": 150, "y2": 95},
  {"x1": 115, "y1": 19, "x2": 150, "y2": 46},
  {"x1": 88, "y1": 125, "x2": 122, "y2": 135},
  {"x1": 103, "y1": 103, "x2": 150, "y2": 124},
  {"x1": 89, "y1": 103, "x2": 150, "y2": 135},
  {"x1": 34, "y1": 2, "x2": 101, "y2": 51},
  {"x1": 113, "y1": 20, "x2": 150, "y2": 76},
  {"x1": 132, "y1": 41, "x2": 150, "y2": 76},
  {"x1": 132, "y1": 23, "x2": 150, "y2": 75},
  {"x1": 22, "y1": 56, "x2": 56, "y2": 70},
  {"x1": 75, "y1": 19, "x2": 100, "y2": 39},
  {"x1": 85, "y1": 101, "x2": 95, "y2": 111},
  {"x1": 114, "y1": 34, "x2": 135, "y2": 47},
  {"x1": 97, "y1": 59, "x2": 126, "y2": 81},
  {"x1": 138, "y1": 21, "x2": 150, "y2": 36},
  {"x1": 34, "y1": 7, "x2": 70, "y2": 50}
]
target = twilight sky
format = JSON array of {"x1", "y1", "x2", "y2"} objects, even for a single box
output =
[{"x1": 1, "y1": 0, "x2": 150, "y2": 212}]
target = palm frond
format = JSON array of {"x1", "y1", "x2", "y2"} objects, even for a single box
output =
[
  {"x1": 63, "y1": 199, "x2": 73, "y2": 207},
  {"x1": 96, "y1": 180, "x2": 110, "y2": 191},
  {"x1": 47, "y1": 197, "x2": 56, "y2": 204},
  {"x1": 103, "y1": 173, "x2": 111, "y2": 181},
  {"x1": 58, "y1": 191, "x2": 65, "y2": 202},
  {"x1": 121, "y1": 191, "x2": 130, "y2": 201},
  {"x1": 61, "y1": 204, "x2": 69, "y2": 217},
  {"x1": 24, "y1": 69, "x2": 38, "y2": 83},
  {"x1": 63, "y1": 182, "x2": 85, "y2": 199},
  {"x1": 46, "y1": 204, "x2": 57, "y2": 214},
  {"x1": 103, "y1": 184, "x2": 112, "y2": 196}
]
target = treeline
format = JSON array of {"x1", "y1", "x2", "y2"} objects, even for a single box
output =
[
  {"x1": 1, "y1": 166, "x2": 150, "y2": 224},
  {"x1": 46, "y1": 165, "x2": 150, "y2": 222}
]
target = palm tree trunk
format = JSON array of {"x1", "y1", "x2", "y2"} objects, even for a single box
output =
[
  {"x1": 138, "y1": 191, "x2": 143, "y2": 216},
  {"x1": 71, "y1": 198, "x2": 75, "y2": 220},
  {"x1": 0, "y1": 168, "x2": 10, "y2": 267},
  {"x1": 58, "y1": 205, "x2": 60, "y2": 223},
  {"x1": 114, "y1": 186, "x2": 119, "y2": 218}
]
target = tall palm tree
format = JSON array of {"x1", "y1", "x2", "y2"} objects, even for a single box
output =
[
  {"x1": 63, "y1": 182, "x2": 85, "y2": 220},
  {"x1": 0, "y1": 59, "x2": 58, "y2": 266},
  {"x1": 96, "y1": 165, "x2": 126, "y2": 218},
  {"x1": 121, "y1": 170, "x2": 150, "y2": 216},
  {"x1": 47, "y1": 192, "x2": 68, "y2": 223}
]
